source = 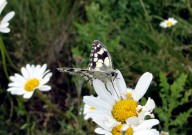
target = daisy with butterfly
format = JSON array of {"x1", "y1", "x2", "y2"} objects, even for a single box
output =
[
  {"x1": 57, "y1": 40, "x2": 160, "y2": 135},
  {"x1": 83, "y1": 71, "x2": 159, "y2": 135}
]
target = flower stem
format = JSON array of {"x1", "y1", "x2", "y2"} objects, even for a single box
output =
[
  {"x1": 0, "y1": 36, "x2": 9, "y2": 79},
  {"x1": 0, "y1": 36, "x2": 18, "y2": 70}
]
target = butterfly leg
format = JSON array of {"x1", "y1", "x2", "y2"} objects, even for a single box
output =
[
  {"x1": 109, "y1": 76, "x2": 120, "y2": 99},
  {"x1": 104, "y1": 83, "x2": 112, "y2": 95}
]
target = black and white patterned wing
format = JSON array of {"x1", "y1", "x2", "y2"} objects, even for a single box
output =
[
  {"x1": 88, "y1": 40, "x2": 113, "y2": 71},
  {"x1": 57, "y1": 40, "x2": 116, "y2": 85},
  {"x1": 57, "y1": 67, "x2": 93, "y2": 84}
]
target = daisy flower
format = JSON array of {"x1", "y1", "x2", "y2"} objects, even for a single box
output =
[
  {"x1": 0, "y1": 0, "x2": 15, "y2": 33},
  {"x1": 83, "y1": 71, "x2": 159, "y2": 135},
  {"x1": 95, "y1": 119, "x2": 159, "y2": 135},
  {"x1": 160, "y1": 17, "x2": 177, "y2": 28},
  {"x1": 7, "y1": 64, "x2": 52, "y2": 99}
]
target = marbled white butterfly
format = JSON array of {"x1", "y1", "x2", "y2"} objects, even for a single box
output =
[{"x1": 57, "y1": 40, "x2": 117, "y2": 85}]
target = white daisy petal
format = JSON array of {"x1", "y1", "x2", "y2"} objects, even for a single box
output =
[
  {"x1": 38, "y1": 85, "x2": 51, "y2": 91},
  {"x1": 126, "y1": 116, "x2": 139, "y2": 125},
  {"x1": 37, "y1": 64, "x2": 47, "y2": 78},
  {"x1": 0, "y1": 1, "x2": 14, "y2": 33},
  {"x1": 133, "y1": 72, "x2": 153, "y2": 101},
  {"x1": 93, "y1": 79, "x2": 115, "y2": 105},
  {"x1": 149, "y1": 129, "x2": 160, "y2": 135},
  {"x1": 1, "y1": 11, "x2": 15, "y2": 24},
  {"x1": 106, "y1": 81, "x2": 120, "y2": 101},
  {"x1": 33, "y1": 65, "x2": 41, "y2": 78},
  {"x1": 95, "y1": 128, "x2": 106, "y2": 134},
  {"x1": 0, "y1": 22, "x2": 9, "y2": 28},
  {"x1": 10, "y1": 76, "x2": 19, "y2": 82},
  {"x1": 0, "y1": 0, "x2": 7, "y2": 14},
  {"x1": 87, "y1": 110, "x2": 114, "y2": 118},
  {"x1": 12, "y1": 90, "x2": 26, "y2": 95},
  {"x1": 8, "y1": 87, "x2": 25, "y2": 95},
  {"x1": 83, "y1": 96, "x2": 112, "y2": 111},
  {"x1": 95, "y1": 128, "x2": 112, "y2": 135},
  {"x1": 42, "y1": 72, "x2": 52, "y2": 80},
  {"x1": 26, "y1": 64, "x2": 33, "y2": 78},
  {"x1": 143, "y1": 97, "x2": 155, "y2": 112},
  {"x1": 15, "y1": 73, "x2": 26, "y2": 83},
  {"x1": 23, "y1": 92, "x2": 34, "y2": 99},
  {"x1": 114, "y1": 70, "x2": 127, "y2": 94},
  {"x1": 31, "y1": 65, "x2": 35, "y2": 76},
  {"x1": 40, "y1": 76, "x2": 50, "y2": 86},
  {"x1": 135, "y1": 119, "x2": 159, "y2": 131},
  {"x1": 43, "y1": 72, "x2": 52, "y2": 78},
  {"x1": 83, "y1": 104, "x2": 94, "y2": 120},
  {"x1": 9, "y1": 77, "x2": 24, "y2": 87},
  {"x1": 8, "y1": 82, "x2": 23, "y2": 87},
  {"x1": 42, "y1": 70, "x2": 51, "y2": 77},
  {"x1": 92, "y1": 115, "x2": 119, "y2": 131},
  {"x1": 134, "y1": 129, "x2": 159, "y2": 135},
  {"x1": 0, "y1": 27, "x2": 10, "y2": 33},
  {"x1": 21, "y1": 67, "x2": 29, "y2": 79},
  {"x1": 7, "y1": 87, "x2": 20, "y2": 92}
]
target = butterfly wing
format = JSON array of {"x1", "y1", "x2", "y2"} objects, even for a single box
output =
[
  {"x1": 57, "y1": 40, "x2": 116, "y2": 85},
  {"x1": 88, "y1": 40, "x2": 113, "y2": 71},
  {"x1": 57, "y1": 67, "x2": 94, "y2": 84}
]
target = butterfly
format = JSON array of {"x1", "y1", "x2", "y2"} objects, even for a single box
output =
[{"x1": 57, "y1": 40, "x2": 117, "y2": 85}]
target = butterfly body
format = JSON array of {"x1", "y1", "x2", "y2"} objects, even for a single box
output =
[{"x1": 57, "y1": 40, "x2": 117, "y2": 85}]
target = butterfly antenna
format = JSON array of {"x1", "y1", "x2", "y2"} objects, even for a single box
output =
[{"x1": 118, "y1": 61, "x2": 139, "y2": 71}]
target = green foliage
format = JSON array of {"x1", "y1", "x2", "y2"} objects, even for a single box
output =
[
  {"x1": 156, "y1": 73, "x2": 192, "y2": 134},
  {"x1": 1, "y1": 0, "x2": 192, "y2": 134},
  {"x1": 74, "y1": 1, "x2": 120, "y2": 68},
  {"x1": 4, "y1": 0, "x2": 79, "y2": 65},
  {"x1": 74, "y1": 0, "x2": 192, "y2": 82}
]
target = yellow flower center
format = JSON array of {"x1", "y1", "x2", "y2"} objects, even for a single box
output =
[
  {"x1": 112, "y1": 99, "x2": 138, "y2": 123},
  {"x1": 112, "y1": 124, "x2": 123, "y2": 135},
  {"x1": 89, "y1": 106, "x2": 96, "y2": 110},
  {"x1": 166, "y1": 21, "x2": 173, "y2": 27},
  {"x1": 112, "y1": 124, "x2": 133, "y2": 135},
  {"x1": 24, "y1": 79, "x2": 40, "y2": 92},
  {"x1": 125, "y1": 127, "x2": 133, "y2": 135}
]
